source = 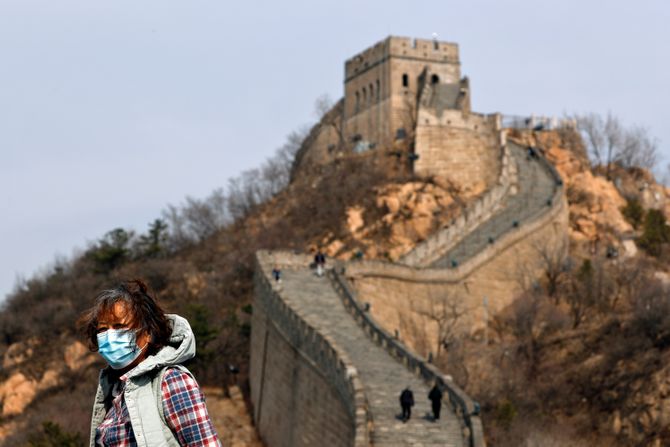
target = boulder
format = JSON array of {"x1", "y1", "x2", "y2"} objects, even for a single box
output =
[
  {"x1": 0, "y1": 373, "x2": 37, "y2": 417},
  {"x1": 64, "y1": 340, "x2": 96, "y2": 371},
  {"x1": 346, "y1": 206, "x2": 365, "y2": 234},
  {"x1": 2, "y1": 340, "x2": 36, "y2": 370}
]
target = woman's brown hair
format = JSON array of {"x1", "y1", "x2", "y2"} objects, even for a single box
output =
[{"x1": 78, "y1": 279, "x2": 172, "y2": 355}]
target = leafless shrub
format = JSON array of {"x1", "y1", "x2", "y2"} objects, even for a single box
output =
[
  {"x1": 499, "y1": 291, "x2": 569, "y2": 375},
  {"x1": 630, "y1": 280, "x2": 670, "y2": 348},
  {"x1": 573, "y1": 112, "x2": 659, "y2": 176},
  {"x1": 163, "y1": 188, "x2": 229, "y2": 247},
  {"x1": 412, "y1": 289, "x2": 469, "y2": 360},
  {"x1": 563, "y1": 257, "x2": 616, "y2": 328},
  {"x1": 533, "y1": 240, "x2": 570, "y2": 300},
  {"x1": 566, "y1": 183, "x2": 592, "y2": 206},
  {"x1": 163, "y1": 127, "x2": 307, "y2": 247}
]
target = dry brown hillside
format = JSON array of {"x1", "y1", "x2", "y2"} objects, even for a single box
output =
[{"x1": 455, "y1": 129, "x2": 670, "y2": 446}]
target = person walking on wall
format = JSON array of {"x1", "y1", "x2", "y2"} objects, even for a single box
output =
[
  {"x1": 79, "y1": 279, "x2": 222, "y2": 446},
  {"x1": 314, "y1": 250, "x2": 326, "y2": 277},
  {"x1": 272, "y1": 265, "x2": 281, "y2": 282},
  {"x1": 399, "y1": 386, "x2": 414, "y2": 422},
  {"x1": 428, "y1": 383, "x2": 444, "y2": 421}
]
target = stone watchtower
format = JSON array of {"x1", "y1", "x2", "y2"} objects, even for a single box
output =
[
  {"x1": 293, "y1": 36, "x2": 503, "y2": 192},
  {"x1": 343, "y1": 36, "x2": 465, "y2": 147}
]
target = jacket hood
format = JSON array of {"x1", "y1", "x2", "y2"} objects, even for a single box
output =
[{"x1": 124, "y1": 314, "x2": 196, "y2": 380}]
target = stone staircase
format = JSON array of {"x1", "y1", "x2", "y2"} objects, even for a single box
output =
[
  {"x1": 275, "y1": 265, "x2": 466, "y2": 447},
  {"x1": 431, "y1": 142, "x2": 558, "y2": 268}
]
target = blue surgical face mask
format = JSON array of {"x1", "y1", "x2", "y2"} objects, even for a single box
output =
[{"x1": 97, "y1": 328, "x2": 146, "y2": 370}]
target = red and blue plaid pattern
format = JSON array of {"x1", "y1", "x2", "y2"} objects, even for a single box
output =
[
  {"x1": 95, "y1": 368, "x2": 221, "y2": 446},
  {"x1": 161, "y1": 368, "x2": 221, "y2": 446}
]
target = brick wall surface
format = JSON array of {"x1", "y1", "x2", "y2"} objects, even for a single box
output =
[
  {"x1": 414, "y1": 105, "x2": 501, "y2": 190},
  {"x1": 250, "y1": 268, "x2": 358, "y2": 447},
  {"x1": 349, "y1": 210, "x2": 568, "y2": 357}
]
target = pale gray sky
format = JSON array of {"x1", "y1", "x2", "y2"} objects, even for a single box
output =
[{"x1": 1, "y1": 0, "x2": 668, "y2": 301}]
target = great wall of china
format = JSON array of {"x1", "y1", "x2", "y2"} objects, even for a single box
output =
[{"x1": 250, "y1": 36, "x2": 569, "y2": 446}]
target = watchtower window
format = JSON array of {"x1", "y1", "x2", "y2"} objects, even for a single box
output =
[
  {"x1": 431, "y1": 74, "x2": 440, "y2": 85},
  {"x1": 355, "y1": 91, "x2": 360, "y2": 112},
  {"x1": 362, "y1": 87, "x2": 367, "y2": 106},
  {"x1": 376, "y1": 79, "x2": 380, "y2": 100},
  {"x1": 402, "y1": 74, "x2": 409, "y2": 88},
  {"x1": 433, "y1": 41, "x2": 439, "y2": 50},
  {"x1": 369, "y1": 83, "x2": 374, "y2": 104}
]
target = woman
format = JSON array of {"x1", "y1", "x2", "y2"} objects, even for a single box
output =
[{"x1": 79, "y1": 279, "x2": 221, "y2": 446}]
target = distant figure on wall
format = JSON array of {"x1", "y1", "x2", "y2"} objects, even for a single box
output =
[
  {"x1": 272, "y1": 266, "x2": 281, "y2": 282},
  {"x1": 428, "y1": 383, "x2": 443, "y2": 421},
  {"x1": 314, "y1": 250, "x2": 326, "y2": 277},
  {"x1": 399, "y1": 387, "x2": 414, "y2": 422}
]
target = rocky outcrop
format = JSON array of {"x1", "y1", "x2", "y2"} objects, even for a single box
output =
[
  {"x1": 0, "y1": 372, "x2": 38, "y2": 417},
  {"x1": 533, "y1": 131, "x2": 670, "y2": 250},
  {"x1": 202, "y1": 385, "x2": 264, "y2": 447},
  {"x1": 320, "y1": 179, "x2": 477, "y2": 261},
  {"x1": 0, "y1": 340, "x2": 96, "y2": 418},
  {"x1": 608, "y1": 362, "x2": 670, "y2": 446}
]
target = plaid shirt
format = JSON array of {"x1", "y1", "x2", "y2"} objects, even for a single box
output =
[{"x1": 95, "y1": 368, "x2": 221, "y2": 446}]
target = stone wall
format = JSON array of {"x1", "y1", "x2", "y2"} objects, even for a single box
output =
[
  {"x1": 402, "y1": 142, "x2": 516, "y2": 266},
  {"x1": 250, "y1": 253, "x2": 370, "y2": 447},
  {"x1": 414, "y1": 77, "x2": 502, "y2": 190},
  {"x1": 328, "y1": 268, "x2": 486, "y2": 447},
  {"x1": 344, "y1": 36, "x2": 460, "y2": 83},
  {"x1": 342, "y1": 36, "x2": 463, "y2": 153},
  {"x1": 343, "y1": 178, "x2": 568, "y2": 356},
  {"x1": 292, "y1": 35, "x2": 499, "y2": 187},
  {"x1": 343, "y1": 97, "x2": 393, "y2": 149}
]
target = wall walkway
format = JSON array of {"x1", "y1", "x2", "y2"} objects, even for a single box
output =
[
  {"x1": 431, "y1": 142, "x2": 559, "y2": 268},
  {"x1": 252, "y1": 252, "x2": 479, "y2": 446}
]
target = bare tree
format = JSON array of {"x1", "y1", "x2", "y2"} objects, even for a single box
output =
[
  {"x1": 314, "y1": 94, "x2": 345, "y2": 148},
  {"x1": 502, "y1": 290, "x2": 568, "y2": 376},
  {"x1": 533, "y1": 239, "x2": 570, "y2": 301},
  {"x1": 564, "y1": 257, "x2": 615, "y2": 328},
  {"x1": 575, "y1": 112, "x2": 658, "y2": 177},
  {"x1": 413, "y1": 290, "x2": 469, "y2": 359},
  {"x1": 313, "y1": 93, "x2": 334, "y2": 120},
  {"x1": 163, "y1": 188, "x2": 229, "y2": 247},
  {"x1": 609, "y1": 257, "x2": 652, "y2": 311}
]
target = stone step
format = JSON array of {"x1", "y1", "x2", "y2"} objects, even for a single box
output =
[{"x1": 278, "y1": 268, "x2": 465, "y2": 447}]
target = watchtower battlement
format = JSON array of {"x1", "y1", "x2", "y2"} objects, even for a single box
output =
[
  {"x1": 342, "y1": 36, "x2": 463, "y2": 123},
  {"x1": 344, "y1": 36, "x2": 460, "y2": 81}
]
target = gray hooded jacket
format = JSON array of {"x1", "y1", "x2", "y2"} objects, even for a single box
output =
[{"x1": 89, "y1": 314, "x2": 199, "y2": 447}]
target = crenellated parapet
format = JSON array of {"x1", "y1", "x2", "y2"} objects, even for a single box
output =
[
  {"x1": 250, "y1": 252, "x2": 371, "y2": 447},
  {"x1": 251, "y1": 251, "x2": 479, "y2": 446},
  {"x1": 328, "y1": 267, "x2": 486, "y2": 447},
  {"x1": 344, "y1": 36, "x2": 460, "y2": 82},
  {"x1": 403, "y1": 142, "x2": 517, "y2": 266},
  {"x1": 354, "y1": 141, "x2": 566, "y2": 277}
]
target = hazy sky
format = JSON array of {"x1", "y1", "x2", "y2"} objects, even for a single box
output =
[{"x1": 1, "y1": 0, "x2": 668, "y2": 301}]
